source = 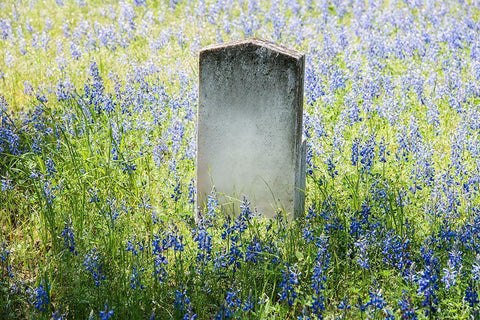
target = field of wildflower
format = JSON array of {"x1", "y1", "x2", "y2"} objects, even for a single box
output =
[{"x1": 1, "y1": 0, "x2": 480, "y2": 319}]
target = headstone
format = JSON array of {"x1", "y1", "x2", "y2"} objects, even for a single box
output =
[{"x1": 197, "y1": 38, "x2": 305, "y2": 219}]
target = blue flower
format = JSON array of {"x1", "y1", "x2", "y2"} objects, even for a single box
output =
[
  {"x1": 302, "y1": 223, "x2": 314, "y2": 243},
  {"x1": 325, "y1": 156, "x2": 338, "y2": 178},
  {"x1": 61, "y1": 220, "x2": 76, "y2": 254},
  {"x1": 310, "y1": 238, "x2": 330, "y2": 317},
  {"x1": 279, "y1": 264, "x2": 300, "y2": 307},
  {"x1": 174, "y1": 287, "x2": 196, "y2": 319},
  {"x1": 46, "y1": 157, "x2": 57, "y2": 176},
  {"x1": 1, "y1": 177, "x2": 13, "y2": 192},
  {"x1": 245, "y1": 237, "x2": 262, "y2": 264},
  {"x1": 43, "y1": 179, "x2": 56, "y2": 205},
  {"x1": 242, "y1": 295, "x2": 254, "y2": 312},
  {"x1": 130, "y1": 265, "x2": 144, "y2": 290},
  {"x1": 465, "y1": 282, "x2": 479, "y2": 308},
  {"x1": 171, "y1": 179, "x2": 182, "y2": 202},
  {"x1": 366, "y1": 285, "x2": 387, "y2": 311},
  {"x1": 99, "y1": 303, "x2": 114, "y2": 320},
  {"x1": 354, "y1": 237, "x2": 370, "y2": 269},
  {"x1": 0, "y1": 242, "x2": 10, "y2": 262},
  {"x1": 416, "y1": 248, "x2": 439, "y2": 316},
  {"x1": 29, "y1": 281, "x2": 50, "y2": 312},
  {"x1": 351, "y1": 138, "x2": 360, "y2": 166},
  {"x1": 192, "y1": 224, "x2": 212, "y2": 263},
  {"x1": 398, "y1": 291, "x2": 417, "y2": 320},
  {"x1": 84, "y1": 248, "x2": 105, "y2": 287}
]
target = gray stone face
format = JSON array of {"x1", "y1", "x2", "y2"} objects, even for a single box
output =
[{"x1": 197, "y1": 38, "x2": 305, "y2": 219}]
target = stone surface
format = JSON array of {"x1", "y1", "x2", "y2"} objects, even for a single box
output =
[{"x1": 197, "y1": 38, "x2": 305, "y2": 219}]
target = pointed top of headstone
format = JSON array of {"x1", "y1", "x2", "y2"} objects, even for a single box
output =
[{"x1": 200, "y1": 38, "x2": 304, "y2": 60}]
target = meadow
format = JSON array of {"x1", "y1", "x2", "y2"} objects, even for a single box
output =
[{"x1": 1, "y1": 0, "x2": 480, "y2": 319}]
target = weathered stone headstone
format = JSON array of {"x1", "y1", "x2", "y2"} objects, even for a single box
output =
[{"x1": 197, "y1": 38, "x2": 305, "y2": 219}]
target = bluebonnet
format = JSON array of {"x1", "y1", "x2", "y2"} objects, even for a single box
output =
[
  {"x1": 349, "y1": 216, "x2": 362, "y2": 236},
  {"x1": 325, "y1": 155, "x2": 338, "y2": 178},
  {"x1": 343, "y1": 94, "x2": 362, "y2": 125},
  {"x1": 378, "y1": 138, "x2": 388, "y2": 163},
  {"x1": 225, "y1": 289, "x2": 242, "y2": 310},
  {"x1": 99, "y1": 303, "x2": 114, "y2": 320},
  {"x1": 192, "y1": 225, "x2": 212, "y2": 263},
  {"x1": 0, "y1": 98, "x2": 21, "y2": 156},
  {"x1": 55, "y1": 77, "x2": 74, "y2": 101},
  {"x1": 0, "y1": 243, "x2": 13, "y2": 279},
  {"x1": 1, "y1": 177, "x2": 13, "y2": 192},
  {"x1": 472, "y1": 255, "x2": 480, "y2": 281},
  {"x1": 306, "y1": 203, "x2": 318, "y2": 220},
  {"x1": 0, "y1": 242, "x2": 9, "y2": 262},
  {"x1": 121, "y1": 160, "x2": 137, "y2": 174},
  {"x1": 310, "y1": 236, "x2": 330, "y2": 318},
  {"x1": 329, "y1": 68, "x2": 346, "y2": 92},
  {"x1": 304, "y1": 65, "x2": 324, "y2": 107},
  {"x1": 171, "y1": 179, "x2": 182, "y2": 202},
  {"x1": 152, "y1": 233, "x2": 168, "y2": 283},
  {"x1": 385, "y1": 309, "x2": 396, "y2": 320},
  {"x1": 174, "y1": 287, "x2": 196, "y2": 319},
  {"x1": 61, "y1": 220, "x2": 76, "y2": 254},
  {"x1": 188, "y1": 178, "x2": 195, "y2": 204},
  {"x1": 206, "y1": 188, "x2": 218, "y2": 219},
  {"x1": 133, "y1": 0, "x2": 147, "y2": 6},
  {"x1": 43, "y1": 179, "x2": 56, "y2": 205},
  {"x1": 279, "y1": 264, "x2": 300, "y2": 307},
  {"x1": 359, "y1": 135, "x2": 376, "y2": 174},
  {"x1": 153, "y1": 254, "x2": 168, "y2": 283},
  {"x1": 410, "y1": 145, "x2": 435, "y2": 192},
  {"x1": 245, "y1": 237, "x2": 262, "y2": 264},
  {"x1": 84, "y1": 248, "x2": 105, "y2": 286},
  {"x1": 316, "y1": 198, "x2": 344, "y2": 234},
  {"x1": 36, "y1": 94, "x2": 48, "y2": 104},
  {"x1": 416, "y1": 247, "x2": 439, "y2": 316},
  {"x1": 104, "y1": 197, "x2": 120, "y2": 228},
  {"x1": 125, "y1": 236, "x2": 145, "y2": 257},
  {"x1": 465, "y1": 281, "x2": 479, "y2": 308},
  {"x1": 354, "y1": 237, "x2": 370, "y2": 269},
  {"x1": 84, "y1": 61, "x2": 105, "y2": 114},
  {"x1": 151, "y1": 210, "x2": 159, "y2": 225},
  {"x1": 351, "y1": 138, "x2": 360, "y2": 166},
  {"x1": 398, "y1": 291, "x2": 417, "y2": 320},
  {"x1": 382, "y1": 231, "x2": 412, "y2": 276},
  {"x1": 337, "y1": 296, "x2": 351, "y2": 319},
  {"x1": 302, "y1": 223, "x2": 314, "y2": 243},
  {"x1": 88, "y1": 187, "x2": 100, "y2": 203},
  {"x1": 242, "y1": 295, "x2": 254, "y2": 312},
  {"x1": 227, "y1": 236, "x2": 243, "y2": 272},
  {"x1": 365, "y1": 285, "x2": 387, "y2": 312},
  {"x1": 0, "y1": 18, "x2": 12, "y2": 40},
  {"x1": 233, "y1": 196, "x2": 256, "y2": 233},
  {"x1": 29, "y1": 281, "x2": 50, "y2": 312},
  {"x1": 213, "y1": 249, "x2": 228, "y2": 271},
  {"x1": 162, "y1": 227, "x2": 184, "y2": 252},
  {"x1": 215, "y1": 288, "x2": 242, "y2": 319},
  {"x1": 355, "y1": 296, "x2": 368, "y2": 312},
  {"x1": 167, "y1": 118, "x2": 186, "y2": 154},
  {"x1": 130, "y1": 265, "x2": 144, "y2": 290},
  {"x1": 305, "y1": 142, "x2": 317, "y2": 176},
  {"x1": 441, "y1": 265, "x2": 457, "y2": 290},
  {"x1": 442, "y1": 248, "x2": 462, "y2": 290}
]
